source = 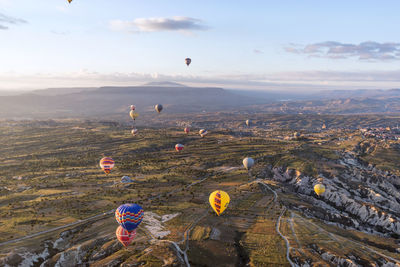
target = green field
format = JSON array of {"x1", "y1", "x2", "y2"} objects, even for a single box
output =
[{"x1": 0, "y1": 120, "x2": 399, "y2": 266}]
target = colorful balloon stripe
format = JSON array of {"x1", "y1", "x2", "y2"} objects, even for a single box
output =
[{"x1": 115, "y1": 204, "x2": 144, "y2": 232}]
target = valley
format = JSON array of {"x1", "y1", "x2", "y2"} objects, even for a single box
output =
[{"x1": 0, "y1": 117, "x2": 400, "y2": 266}]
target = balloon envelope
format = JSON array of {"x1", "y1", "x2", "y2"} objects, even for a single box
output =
[
  {"x1": 184, "y1": 127, "x2": 190, "y2": 134},
  {"x1": 175, "y1": 144, "x2": 184, "y2": 152},
  {"x1": 246, "y1": 120, "x2": 251, "y2": 127},
  {"x1": 100, "y1": 157, "x2": 115, "y2": 174},
  {"x1": 116, "y1": 226, "x2": 136, "y2": 247},
  {"x1": 185, "y1": 58, "x2": 191, "y2": 66},
  {"x1": 314, "y1": 184, "x2": 326, "y2": 196},
  {"x1": 115, "y1": 204, "x2": 144, "y2": 232},
  {"x1": 155, "y1": 104, "x2": 163, "y2": 113},
  {"x1": 131, "y1": 129, "x2": 138, "y2": 136},
  {"x1": 243, "y1": 157, "x2": 254, "y2": 170},
  {"x1": 209, "y1": 190, "x2": 230, "y2": 216},
  {"x1": 199, "y1": 129, "x2": 207, "y2": 137},
  {"x1": 130, "y1": 105, "x2": 136, "y2": 111},
  {"x1": 129, "y1": 110, "x2": 139, "y2": 120}
]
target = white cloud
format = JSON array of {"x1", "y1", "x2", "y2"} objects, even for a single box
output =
[
  {"x1": 50, "y1": 30, "x2": 70, "y2": 35},
  {"x1": 1, "y1": 70, "x2": 400, "y2": 91},
  {"x1": 285, "y1": 41, "x2": 400, "y2": 61},
  {"x1": 0, "y1": 13, "x2": 27, "y2": 30},
  {"x1": 109, "y1": 16, "x2": 209, "y2": 34}
]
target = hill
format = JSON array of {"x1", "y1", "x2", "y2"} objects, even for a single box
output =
[
  {"x1": 2, "y1": 85, "x2": 400, "y2": 121},
  {"x1": 0, "y1": 84, "x2": 267, "y2": 120}
]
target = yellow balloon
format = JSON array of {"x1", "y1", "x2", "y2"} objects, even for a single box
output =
[
  {"x1": 209, "y1": 190, "x2": 230, "y2": 216},
  {"x1": 314, "y1": 184, "x2": 325, "y2": 196},
  {"x1": 129, "y1": 110, "x2": 139, "y2": 120}
]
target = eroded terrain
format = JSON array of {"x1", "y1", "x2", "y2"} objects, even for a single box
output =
[{"x1": 1, "y1": 119, "x2": 400, "y2": 266}]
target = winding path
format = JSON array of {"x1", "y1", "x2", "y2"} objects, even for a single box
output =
[
  {"x1": 143, "y1": 228, "x2": 191, "y2": 267},
  {"x1": 259, "y1": 177, "x2": 400, "y2": 266},
  {"x1": 289, "y1": 212, "x2": 303, "y2": 253},
  {"x1": 293, "y1": 213, "x2": 400, "y2": 265},
  {"x1": 0, "y1": 175, "x2": 211, "y2": 247},
  {"x1": 276, "y1": 207, "x2": 296, "y2": 267},
  {"x1": 258, "y1": 181, "x2": 295, "y2": 267}
]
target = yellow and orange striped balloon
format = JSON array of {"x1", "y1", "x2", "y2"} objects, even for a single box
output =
[
  {"x1": 99, "y1": 157, "x2": 115, "y2": 174},
  {"x1": 209, "y1": 190, "x2": 230, "y2": 216}
]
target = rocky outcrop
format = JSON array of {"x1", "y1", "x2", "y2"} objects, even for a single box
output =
[
  {"x1": 0, "y1": 251, "x2": 24, "y2": 266},
  {"x1": 269, "y1": 153, "x2": 400, "y2": 237},
  {"x1": 89, "y1": 240, "x2": 121, "y2": 262},
  {"x1": 51, "y1": 237, "x2": 111, "y2": 266},
  {"x1": 307, "y1": 244, "x2": 362, "y2": 267},
  {"x1": 0, "y1": 241, "x2": 53, "y2": 267},
  {"x1": 52, "y1": 228, "x2": 79, "y2": 251}
]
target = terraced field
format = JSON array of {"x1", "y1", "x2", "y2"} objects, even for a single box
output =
[{"x1": 0, "y1": 120, "x2": 400, "y2": 266}]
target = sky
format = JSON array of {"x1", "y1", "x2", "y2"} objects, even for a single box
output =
[{"x1": 0, "y1": 0, "x2": 400, "y2": 91}]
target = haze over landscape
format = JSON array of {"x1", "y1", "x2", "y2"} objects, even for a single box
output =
[
  {"x1": 1, "y1": 0, "x2": 400, "y2": 91},
  {"x1": 1, "y1": 1, "x2": 400, "y2": 267}
]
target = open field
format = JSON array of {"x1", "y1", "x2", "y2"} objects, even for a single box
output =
[{"x1": 1, "y1": 119, "x2": 400, "y2": 266}]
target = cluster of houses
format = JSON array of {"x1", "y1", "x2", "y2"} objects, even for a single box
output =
[{"x1": 360, "y1": 127, "x2": 400, "y2": 140}]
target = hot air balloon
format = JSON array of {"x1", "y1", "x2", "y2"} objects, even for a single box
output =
[
  {"x1": 115, "y1": 204, "x2": 144, "y2": 232},
  {"x1": 185, "y1": 58, "x2": 191, "y2": 66},
  {"x1": 100, "y1": 157, "x2": 115, "y2": 174},
  {"x1": 175, "y1": 144, "x2": 184, "y2": 152},
  {"x1": 209, "y1": 190, "x2": 230, "y2": 216},
  {"x1": 314, "y1": 184, "x2": 325, "y2": 196},
  {"x1": 199, "y1": 129, "x2": 208, "y2": 138},
  {"x1": 294, "y1": 132, "x2": 300, "y2": 138},
  {"x1": 322, "y1": 124, "x2": 326, "y2": 129},
  {"x1": 131, "y1": 128, "x2": 138, "y2": 136},
  {"x1": 129, "y1": 110, "x2": 139, "y2": 120},
  {"x1": 246, "y1": 120, "x2": 251, "y2": 127},
  {"x1": 68, "y1": 0, "x2": 72, "y2": 3},
  {"x1": 243, "y1": 157, "x2": 254, "y2": 170},
  {"x1": 116, "y1": 226, "x2": 136, "y2": 247},
  {"x1": 184, "y1": 127, "x2": 190, "y2": 134},
  {"x1": 155, "y1": 104, "x2": 163, "y2": 113},
  {"x1": 130, "y1": 105, "x2": 136, "y2": 111}
]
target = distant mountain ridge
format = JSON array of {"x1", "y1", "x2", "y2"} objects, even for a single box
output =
[
  {"x1": 32, "y1": 87, "x2": 98, "y2": 96},
  {"x1": 0, "y1": 84, "x2": 267, "y2": 119},
  {"x1": 1, "y1": 84, "x2": 400, "y2": 119},
  {"x1": 142, "y1": 81, "x2": 188, "y2": 87}
]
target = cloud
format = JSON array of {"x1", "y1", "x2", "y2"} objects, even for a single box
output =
[
  {"x1": 109, "y1": 16, "x2": 209, "y2": 33},
  {"x1": 0, "y1": 13, "x2": 27, "y2": 30},
  {"x1": 2, "y1": 70, "x2": 400, "y2": 91},
  {"x1": 285, "y1": 41, "x2": 400, "y2": 61},
  {"x1": 51, "y1": 30, "x2": 70, "y2": 35},
  {"x1": 260, "y1": 70, "x2": 400, "y2": 82}
]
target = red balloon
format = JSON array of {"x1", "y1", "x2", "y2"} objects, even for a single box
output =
[
  {"x1": 116, "y1": 226, "x2": 136, "y2": 247},
  {"x1": 184, "y1": 127, "x2": 190, "y2": 134},
  {"x1": 175, "y1": 144, "x2": 184, "y2": 152}
]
